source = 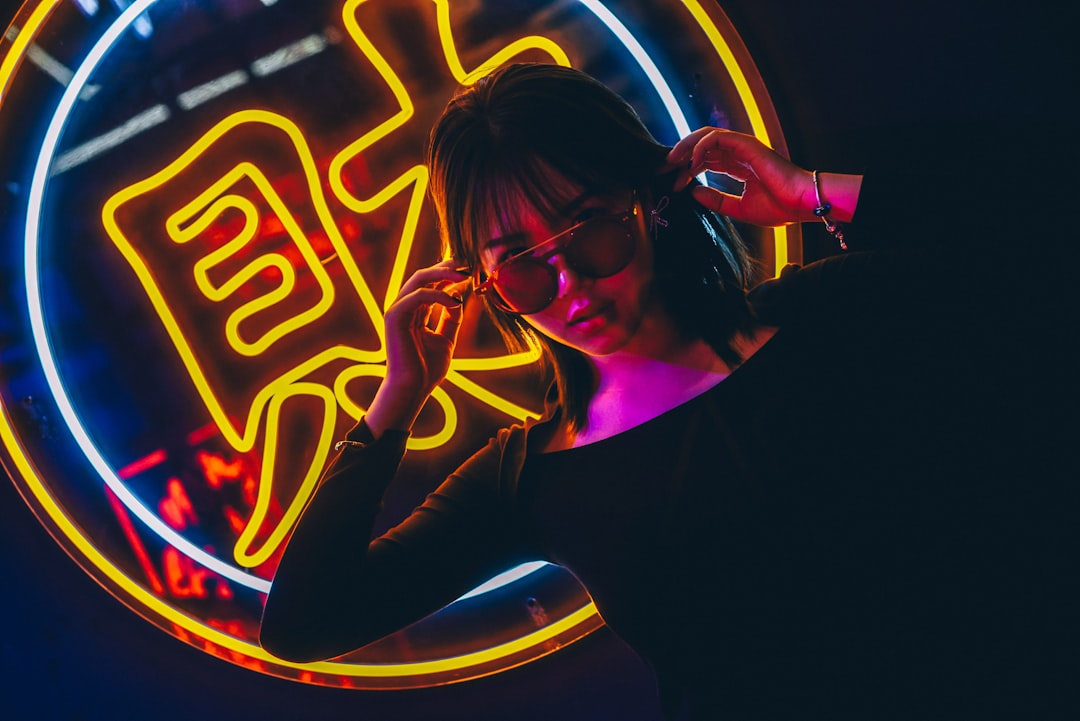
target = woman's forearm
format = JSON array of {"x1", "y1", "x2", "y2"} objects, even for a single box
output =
[{"x1": 259, "y1": 426, "x2": 409, "y2": 662}]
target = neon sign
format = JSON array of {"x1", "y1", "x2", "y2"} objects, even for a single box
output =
[{"x1": 1, "y1": 0, "x2": 793, "y2": 688}]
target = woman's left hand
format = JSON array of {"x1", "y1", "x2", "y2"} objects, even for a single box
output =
[{"x1": 665, "y1": 128, "x2": 860, "y2": 227}]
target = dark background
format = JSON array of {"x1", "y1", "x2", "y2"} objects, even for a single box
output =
[{"x1": 1, "y1": 1, "x2": 1068, "y2": 719}]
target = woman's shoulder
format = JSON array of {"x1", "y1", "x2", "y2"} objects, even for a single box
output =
[
  {"x1": 748, "y1": 251, "x2": 930, "y2": 328},
  {"x1": 447, "y1": 407, "x2": 563, "y2": 497}
]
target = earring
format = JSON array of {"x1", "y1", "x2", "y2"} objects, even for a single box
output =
[{"x1": 650, "y1": 195, "x2": 670, "y2": 236}]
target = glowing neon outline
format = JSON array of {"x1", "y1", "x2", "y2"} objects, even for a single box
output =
[
  {"x1": 3, "y1": 399, "x2": 602, "y2": 683},
  {"x1": 0, "y1": 1, "x2": 63, "y2": 105},
  {"x1": 100, "y1": 27, "x2": 556, "y2": 572},
  {"x1": 11, "y1": 0, "x2": 788, "y2": 683},
  {"x1": 23, "y1": 0, "x2": 272, "y2": 591}
]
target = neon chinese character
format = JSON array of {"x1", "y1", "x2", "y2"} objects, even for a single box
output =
[{"x1": 101, "y1": 0, "x2": 569, "y2": 570}]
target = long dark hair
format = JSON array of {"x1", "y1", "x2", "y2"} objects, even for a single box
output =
[{"x1": 428, "y1": 64, "x2": 755, "y2": 431}]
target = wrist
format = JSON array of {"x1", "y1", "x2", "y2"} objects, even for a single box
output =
[
  {"x1": 797, "y1": 169, "x2": 818, "y2": 222},
  {"x1": 364, "y1": 380, "x2": 427, "y2": 439},
  {"x1": 811, "y1": 172, "x2": 862, "y2": 223}
]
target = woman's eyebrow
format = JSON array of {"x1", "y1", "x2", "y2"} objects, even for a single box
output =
[
  {"x1": 481, "y1": 190, "x2": 599, "y2": 253},
  {"x1": 557, "y1": 190, "x2": 600, "y2": 217},
  {"x1": 481, "y1": 231, "x2": 528, "y2": 255}
]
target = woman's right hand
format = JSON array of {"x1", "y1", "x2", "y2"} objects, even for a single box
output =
[
  {"x1": 364, "y1": 260, "x2": 469, "y2": 438},
  {"x1": 665, "y1": 128, "x2": 861, "y2": 227}
]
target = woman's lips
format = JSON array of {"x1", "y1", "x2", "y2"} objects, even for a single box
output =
[{"x1": 567, "y1": 301, "x2": 612, "y2": 332}]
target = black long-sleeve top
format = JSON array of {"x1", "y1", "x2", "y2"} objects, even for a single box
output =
[{"x1": 261, "y1": 125, "x2": 1074, "y2": 719}]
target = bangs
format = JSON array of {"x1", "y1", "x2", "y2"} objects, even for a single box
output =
[
  {"x1": 464, "y1": 152, "x2": 607, "y2": 267},
  {"x1": 430, "y1": 63, "x2": 667, "y2": 272}
]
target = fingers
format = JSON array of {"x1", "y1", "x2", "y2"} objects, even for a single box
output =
[
  {"x1": 390, "y1": 286, "x2": 463, "y2": 316},
  {"x1": 667, "y1": 128, "x2": 730, "y2": 190},
  {"x1": 441, "y1": 275, "x2": 472, "y2": 304},
  {"x1": 666, "y1": 128, "x2": 774, "y2": 190},
  {"x1": 664, "y1": 127, "x2": 717, "y2": 169},
  {"x1": 384, "y1": 280, "x2": 458, "y2": 340},
  {"x1": 395, "y1": 260, "x2": 469, "y2": 302},
  {"x1": 433, "y1": 299, "x2": 463, "y2": 340},
  {"x1": 668, "y1": 127, "x2": 768, "y2": 166},
  {"x1": 386, "y1": 262, "x2": 470, "y2": 336},
  {"x1": 690, "y1": 185, "x2": 740, "y2": 217}
]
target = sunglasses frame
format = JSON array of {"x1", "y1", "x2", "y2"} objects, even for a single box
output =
[{"x1": 473, "y1": 192, "x2": 640, "y2": 314}]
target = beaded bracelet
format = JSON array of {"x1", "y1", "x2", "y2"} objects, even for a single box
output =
[{"x1": 812, "y1": 170, "x2": 847, "y2": 251}]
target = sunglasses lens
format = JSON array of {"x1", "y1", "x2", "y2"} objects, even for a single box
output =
[
  {"x1": 492, "y1": 258, "x2": 557, "y2": 314},
  {"x1": 488, "y1": 209, "x2": 636, "y2": 314},
  {"x1": 565, "y1": 217, "x2": 635, "y2": 278}
]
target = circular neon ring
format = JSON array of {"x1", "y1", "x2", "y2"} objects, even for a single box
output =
[{"x1": 8, "y1": 0, "x2": 786, "y2": 684}]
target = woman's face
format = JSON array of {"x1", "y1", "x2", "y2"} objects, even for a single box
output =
[{"x1": 477, "y1": 185, "x2": 664, "y2": 358}]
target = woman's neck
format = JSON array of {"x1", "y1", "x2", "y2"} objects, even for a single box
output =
[
  {"x1": 544, "y1": 327, "x2": 775, "y2": 451},
  {"x1": 591, "y1": 337, "x2": 727, "y2": 393},
  {"x1": 587, "y1": 341, "x2": 725, "y2": 428}
]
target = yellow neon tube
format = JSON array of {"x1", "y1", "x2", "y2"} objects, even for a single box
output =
[{"x1": 0, "y1": 1, "x2": 61, "y2": 105}]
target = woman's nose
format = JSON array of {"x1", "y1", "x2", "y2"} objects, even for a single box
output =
[{"x1": 550, "y1": 253, "x2": 587, "y2": 299}]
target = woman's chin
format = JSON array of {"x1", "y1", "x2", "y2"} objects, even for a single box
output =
[{"x1": 563, "y1": 320, "x2": 639, "y2": 358}]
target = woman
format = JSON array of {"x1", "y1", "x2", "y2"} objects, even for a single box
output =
[{"x1": 260, "y1": 65, "x2": 1060, "y2": 719}]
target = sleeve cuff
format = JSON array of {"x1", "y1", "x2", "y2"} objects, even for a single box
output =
[{"x1": 338, "y1": 418, "x2": 410, "y2": 454}]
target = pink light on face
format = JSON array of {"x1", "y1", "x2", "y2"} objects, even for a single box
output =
[{"x1": 492, "y1": 192, "x2": 660, "y2": 359}]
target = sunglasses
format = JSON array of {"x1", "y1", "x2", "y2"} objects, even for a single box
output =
[{"x1": 473, "y1": 195, "x2": 640, "y2": 315}]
